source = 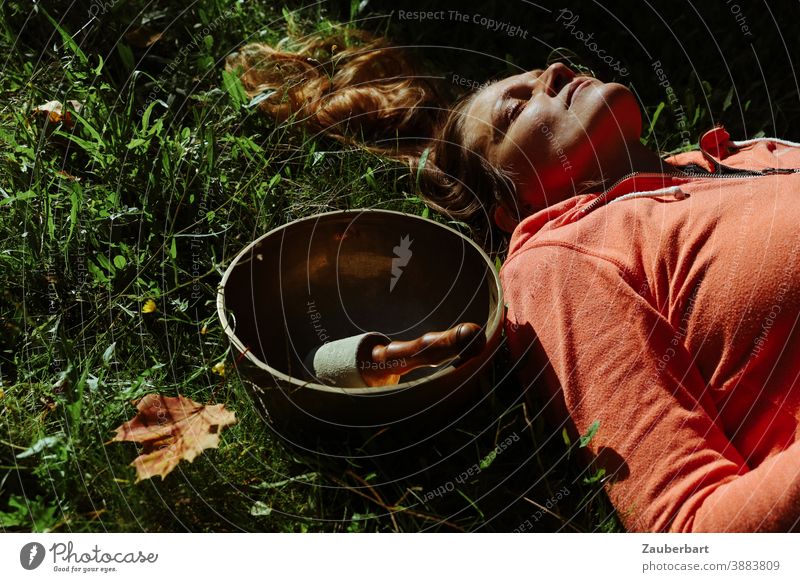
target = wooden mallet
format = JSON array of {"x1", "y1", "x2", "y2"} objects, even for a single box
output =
[{"x1": 305, "y1": 323, "x2": 486, "y2": 387}]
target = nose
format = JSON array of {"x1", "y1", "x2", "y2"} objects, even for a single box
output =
[{"x1": 542, "y1": 63, "x2": 576, "y2": 97}]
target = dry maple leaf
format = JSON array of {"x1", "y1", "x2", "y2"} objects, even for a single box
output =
[{"x1": 111, "y1": 393, "x2": 236, "y2": 482}]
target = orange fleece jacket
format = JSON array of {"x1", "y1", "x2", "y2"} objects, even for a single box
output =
[{"x1": 500, "y1": 127, "x2": 800, "y2": 532}]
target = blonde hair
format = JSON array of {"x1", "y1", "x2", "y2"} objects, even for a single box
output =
[
  {"x1": 226, "y1": 28, "x2": 515, "y2": 247},
  {"x1": 225, "y1": 29, "x2": 445, "y2": 154}
]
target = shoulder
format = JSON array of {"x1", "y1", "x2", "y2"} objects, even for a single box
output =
[
  {"x1": 500, "y1": 242, "x2": 642, "y2": 310},
  {"x1": 502, "y1": 218, "x2": 645, "y2": 287}
]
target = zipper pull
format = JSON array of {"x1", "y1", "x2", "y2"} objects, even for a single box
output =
[{"x1": 761, "y1": 167, "x2": 798, "y2": 174}]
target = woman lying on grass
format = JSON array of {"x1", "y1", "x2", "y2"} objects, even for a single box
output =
[{"x1": 227, "y1": 30, "x2": 800, "y2": 532}]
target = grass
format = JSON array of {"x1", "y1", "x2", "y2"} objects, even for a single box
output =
[{"x1": 1, "y1": 0, "x2": 797, "y2": 532}]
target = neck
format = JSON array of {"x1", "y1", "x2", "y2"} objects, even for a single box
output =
[
  {"x1": 599, "y1": 141, "x2": 672, "y2": 182},
  {"x1": 517, "y1": 143, "x2": 675, "y2": 219}
]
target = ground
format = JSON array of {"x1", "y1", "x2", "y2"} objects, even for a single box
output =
[{"x1": 1, "y1": 0, "x2": 798, "y2": 532}]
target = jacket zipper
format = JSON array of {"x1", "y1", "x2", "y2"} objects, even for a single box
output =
[{"x1": 581, "y1": 167, "x2": 800, "y2": 215}]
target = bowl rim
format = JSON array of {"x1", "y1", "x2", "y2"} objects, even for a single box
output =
[{"x1": 216, "y1": 208, "x2": 504, "y2": 395}]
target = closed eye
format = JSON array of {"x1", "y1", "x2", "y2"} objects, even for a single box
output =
[
  {"x1": 492, "y1": 83, "x2": 534, "y2": 143},
  {"x1": 508, "y1": 100, "x2": 525, "y2": 125},
  {"x1": 499, "y1": 99, "x2": 526, "y2": 139}
]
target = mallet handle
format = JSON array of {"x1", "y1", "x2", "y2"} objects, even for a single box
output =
[{"x1": 359, "y1": 323, "x2": 485, "y2": 387}]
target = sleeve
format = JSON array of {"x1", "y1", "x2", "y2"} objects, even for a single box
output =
[{"x1": 500, "y1": 244, "x2": 800, "y2": 532}]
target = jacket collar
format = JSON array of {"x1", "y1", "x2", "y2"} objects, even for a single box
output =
[{"x1": 506, "y1": 127, "x2": 734, "y2": 255}]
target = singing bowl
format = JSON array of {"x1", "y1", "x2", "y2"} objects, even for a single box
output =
[{"x1": 216, "y1": 209, "x2": 504, "y2": 435}]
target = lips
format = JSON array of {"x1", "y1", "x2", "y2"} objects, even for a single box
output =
[{"x1": 565, "y1": 78, "x2": 590, "y2": 107}]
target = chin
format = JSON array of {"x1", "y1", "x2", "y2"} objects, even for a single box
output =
[
  {"x1": 584, "y1": 82, "x2": 642, "y2": 144},
  {"x1": 602, "y1": 82, "x2": 642, "y2": 137}
]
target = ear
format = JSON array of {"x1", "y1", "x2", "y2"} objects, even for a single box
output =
[{"x1": 493, "y1": 205, "x2": 520, "y2": 234}]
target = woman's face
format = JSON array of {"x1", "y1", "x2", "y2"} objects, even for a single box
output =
[{"x1": 463, "y1": 63, "x2": 643, "y2": 214}]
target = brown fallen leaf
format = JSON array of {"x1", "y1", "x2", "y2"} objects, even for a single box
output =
[
  {"x1": 33, "y1": 99, "x2": 83, "y2": 128},
  {"x1": 111, "y1": 393, "x2": 236, "y2": 482}
]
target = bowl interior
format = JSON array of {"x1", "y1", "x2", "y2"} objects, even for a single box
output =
[{"x1": 221, "y1": 210, "x2": 500, "y2": 383}]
